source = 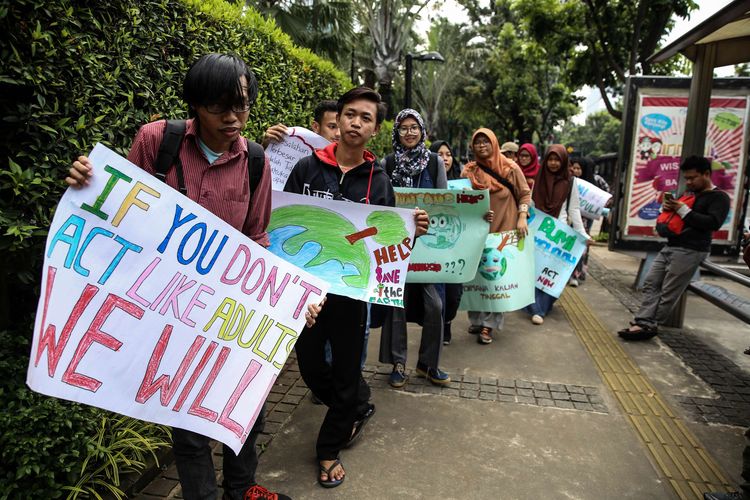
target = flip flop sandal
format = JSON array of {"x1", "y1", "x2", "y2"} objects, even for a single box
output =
[
  {"x1": 346, "y1": 404, "x2": 375, "y2": 448},
  {"x1": 617, "y1": 325, "x2": 658, "y2": 341},
  {"x1": 318, "y1": 458, "x2": 345, "y2": 488}
]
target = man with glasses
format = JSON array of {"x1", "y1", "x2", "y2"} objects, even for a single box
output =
[{"x1": 65, "y1": 53, "x2": 322, "y2": 500}]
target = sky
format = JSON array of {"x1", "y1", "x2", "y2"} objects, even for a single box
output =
[{"x1": 414, "y1": 0, "x2": 740, "y2": 123}]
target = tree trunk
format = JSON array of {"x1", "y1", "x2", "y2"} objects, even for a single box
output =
[{"x1": 378, "y1": 80, "x2": 396, "y2": 121}]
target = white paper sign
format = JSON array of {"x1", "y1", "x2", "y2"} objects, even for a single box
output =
[
  {"x1": 576, "y1": 178, "x2": 612, "y2": 220},
  {"x1": 27, "y1": 144, "x2": 329, "y2": 454},
  {"x1": 267, "y1": 127, "x2": 330, "y2": 190},
  {"x1": 268, "y1": 191, "x2": 416, "y2": 307}
]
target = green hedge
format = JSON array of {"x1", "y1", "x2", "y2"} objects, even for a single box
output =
[{"x1": 0, "y1": 0, "x2": 349, "y2": 497}]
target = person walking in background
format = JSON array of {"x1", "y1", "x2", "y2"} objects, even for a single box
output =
[
  {"x1": 379, "y1": 109, "x2": 451, "y2": 387},
  {"x1": 430, "y1": 140, "x2": 463, "y2": 345},
  {"x1": 569, "y1": 157, "x2": 594, "y2": 286},
  {"x1": 501, "y1": 141, "x2": 519, "y2": 163},
  {"x1": 431, "y1": 140, "x2": 462, "y2": 181},
  {"x1": 526, "y1": 144, "x2": 590, "y2": 325},
  {"x1": 463, "y1": 129, "x2": 531, "y2": 344},
  {"x1": 517, "y1": 143, "x2": 541, "y2": 191}
]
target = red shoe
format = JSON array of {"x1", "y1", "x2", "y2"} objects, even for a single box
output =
[{"x1": 244, "y1": 484, "x2": 291, "y2": 500}]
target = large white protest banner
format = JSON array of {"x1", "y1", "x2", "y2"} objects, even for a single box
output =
[
  {"x1": 527, "y1": 207, "x2": 587, "y2": 298},
  {"x1": 267, "y1": 127, "x2": 330, "y2": 190},
  {"x1": 268, "y1": 191, "x2": 417, "y2": 307},
  {"x1": 576, "y1": 178, "x2": 612, "y2": 220},
  {"x1": 28, "y1": 144, "x2": 329, "y2": 454}
]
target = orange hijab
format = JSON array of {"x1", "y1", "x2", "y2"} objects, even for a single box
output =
[{"x1": 462, "y1": 128, "x2": 513, "y2": 193}]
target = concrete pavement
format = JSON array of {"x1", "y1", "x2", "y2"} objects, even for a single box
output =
[{"x1": 136, "y1": 245, "x2": 749, "y2": 499}]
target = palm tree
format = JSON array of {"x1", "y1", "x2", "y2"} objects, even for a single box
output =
[{"x1": 357, "y1": 0, "x2": 429, "y2": 119}]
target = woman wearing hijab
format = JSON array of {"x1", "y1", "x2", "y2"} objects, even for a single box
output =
[
  {"x1": 379, "y1": 109, "x2": 450, "y2": 388},
  {"x1": 429, "y1": 140, "x2": 462, "y2": 344},
  {"x1": 517, "y1": 143, "x2": 541, "y2": 190},
  {"x1": 526, "y1": 145, "x2": 589, "y2": 324},
  {"x1": 462, "y1": 128, "x2": 532, "y2": 345},
  {"x1": 430, "y1": 140, "x2": 462, "y2": 180}
]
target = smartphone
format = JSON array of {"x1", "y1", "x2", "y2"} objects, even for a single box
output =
[{"x1": 663, "y1": 192, "x2": 674, "y2": 202}]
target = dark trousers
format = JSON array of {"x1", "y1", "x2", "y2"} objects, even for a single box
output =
[
  {"x1": 295, "y1": 294, "x2": 369, "y2": 460},
  {"x1": 172, "y1": 403, "x2": 265, "y2": 500}
]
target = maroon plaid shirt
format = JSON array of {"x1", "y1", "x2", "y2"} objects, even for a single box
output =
[{"x1": 127, "y1": 118, "x2": 271, "y2": 246}]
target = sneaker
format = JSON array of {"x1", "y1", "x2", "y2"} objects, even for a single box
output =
[
  {"x1": 389, "y1": 363, "x2": 407, "y2": 388},
  {"x1": 415, "y1": 362, "x2": 452, "y2": 385},
  {"x1": 478, "y1": 327, "x2": 493, "y2": 344},
  {"x1": 569, "y1": 278, "x2": 579, "y2": 287},
  {"x1": 531, "y1": 314, "x2": 544, "y2": 325},
  {"x1": 244, "y1": 484, "x2": 291, "y2": 500},
  {"x1": 468, "y1": 325, "x2": 481, "y2": 335}
]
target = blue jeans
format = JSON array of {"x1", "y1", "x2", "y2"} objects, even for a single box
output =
[
  {"x1": 172, "y1": 403, "x2": 265, "y2": 500},
  {"x1": 525, "y1": 288, "x2": 557, "y2": 317}
]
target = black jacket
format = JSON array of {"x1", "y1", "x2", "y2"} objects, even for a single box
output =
[
  {"x1": 284, "y1": 142, "x2": 395, "y2": 207},
  {"x1": 668, "y1": 188, "x2": 730, "y2": 252}
]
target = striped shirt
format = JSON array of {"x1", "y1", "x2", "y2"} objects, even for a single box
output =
[{"x1": 127, "y1": 119, "x2": 271, "y2": 246}]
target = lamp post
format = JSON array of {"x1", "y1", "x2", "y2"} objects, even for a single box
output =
[{"x1": 404, "y1": 51, "x2": 445, "y2": 110}]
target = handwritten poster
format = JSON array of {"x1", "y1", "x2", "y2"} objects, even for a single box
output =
[
  {"x1": 27, "y1": 144, "x2": 329, "y2": 455},
  {"x1": 576, "y1": 178, "x2": 612, "y2": 220},
  {"x1": 623, "y1": 94, "x2": 747, "y2": 243},
  {"x1": 447, "y1": 179, "x2": 473, "y2": 190},
  {"x1": 394, "y1": 188, "x2": 489, "y2": 283},
  {"x1": 527, "y1": 207, "x2": 587, "y2": 298},
  {"x1": 267, "y1": 127, "x2": 330, "y2": 191},
  {"x1": 269, "y1": 191, "x2": 416, "y2": 307},
  {"x1": 459, "y1": 231, "x2": 535, "y2": 312}
]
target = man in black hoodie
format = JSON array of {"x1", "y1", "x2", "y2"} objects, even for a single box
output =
[
  {"x1": 284, "y1": 87, "x2": 428, "y2": 487},
  {"x1": 618, "y1": 155, "x2": 730, "y2": 341}
]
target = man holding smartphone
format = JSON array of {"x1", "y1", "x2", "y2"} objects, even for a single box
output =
[{"x1": 618, "y1": 155, "x2": 730, "y2": 341}]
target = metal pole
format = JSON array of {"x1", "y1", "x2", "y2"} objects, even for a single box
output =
[
  {"x1": 665, "y1": 42, "x2": 718, "y2": 328},
  {"x1": 404, "y1": 53, "x2": 413, "y2": 110}
]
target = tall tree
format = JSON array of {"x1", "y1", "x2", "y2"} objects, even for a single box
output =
[
  {"x1": 515, "y1": 0, "x2": 696, "y2": 119},
  {"x1": 356, "y1": 0, "x2": 430, "y2": 118}
]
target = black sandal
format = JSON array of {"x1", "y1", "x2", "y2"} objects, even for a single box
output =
[
  {"x1": 617, "y1": 324, "x2": 658, "y2": 341},
  {"x1": 346, "y1": 404, "x2": 375, "y2": 448},
  {"x1": 318, "y1": 458, "x2": 345, "y2": 488}
]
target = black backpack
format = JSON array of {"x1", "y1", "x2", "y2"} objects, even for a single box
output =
[{"x1": 153, "y1": 119, "x2": 264, "y2": 198}]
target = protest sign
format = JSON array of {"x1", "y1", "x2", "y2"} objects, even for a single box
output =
[
  {"x1": 459, "y1": 231, "x2": 535, "y2": 312},
  {"x1": 528, "y1": 207, "x2": 588, "y2": 298},
  {"x1": 576, "y1": 178, "x2": 612, "y2": 220},
  {"x1": 268, "y1": 191, "x2": 416, "y2": 307},
  {"x1": 447, "y1": 179, "x2": 473, "y2": 190},
  {"x1": 267, "y1": 127, "x2": 330, "y2": 190},
  {"x1": 394, "y1": 187, "x2": 489, "y2": 283},
  {"x1": 28, "y1": 144, "x2": 329, "y2": 455}
]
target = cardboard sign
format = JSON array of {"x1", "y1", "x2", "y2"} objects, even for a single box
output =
[
  {"x1": 527, "y1": 207, "x2": 587, "y2": 298},
  {"x1": 394, "y1": 188, "x2": 489, "y2": 283},
  {"x1": 576, "y1": 178, "x2": 612, "y2": 220},
  {"x1": 459, "y1": 231, "x2": 535, "y2": 312},
  {"x1": 268, "y1": 191, "x2": 416, "y2": 307},
  {"x1": 28, "y1": 144, "x2": 329, "y2": 454},
  {"x1": 267, "y1": 127, "x2": 330, "y2": 191}
]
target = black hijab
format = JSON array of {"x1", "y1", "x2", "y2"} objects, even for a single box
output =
[{"x1": 429, "y1": 140, "x2": 462, "y2": 180}]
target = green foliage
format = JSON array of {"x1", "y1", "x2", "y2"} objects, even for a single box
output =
[
  {"x1": 368, "y1": 120, "x2": 395, "y2": 160},
  {"x1": 0, "y1": 0, "x2": 348, "y2": 497},
  {"x1": 559, "y1": 111, "x2": 622, "y2": 157}
]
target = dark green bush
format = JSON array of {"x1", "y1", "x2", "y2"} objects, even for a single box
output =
[{"x1": 0, "y1": 0, "x2": 349, "y2": 497}]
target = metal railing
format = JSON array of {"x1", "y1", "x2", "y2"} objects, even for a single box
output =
[{"x1": 687, "y1": 259, "x2": 750, "y2": 324}]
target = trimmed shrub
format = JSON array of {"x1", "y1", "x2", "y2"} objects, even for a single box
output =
[{"x1": 0, "y1": 0, "x2": 349, "y2": 497}]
